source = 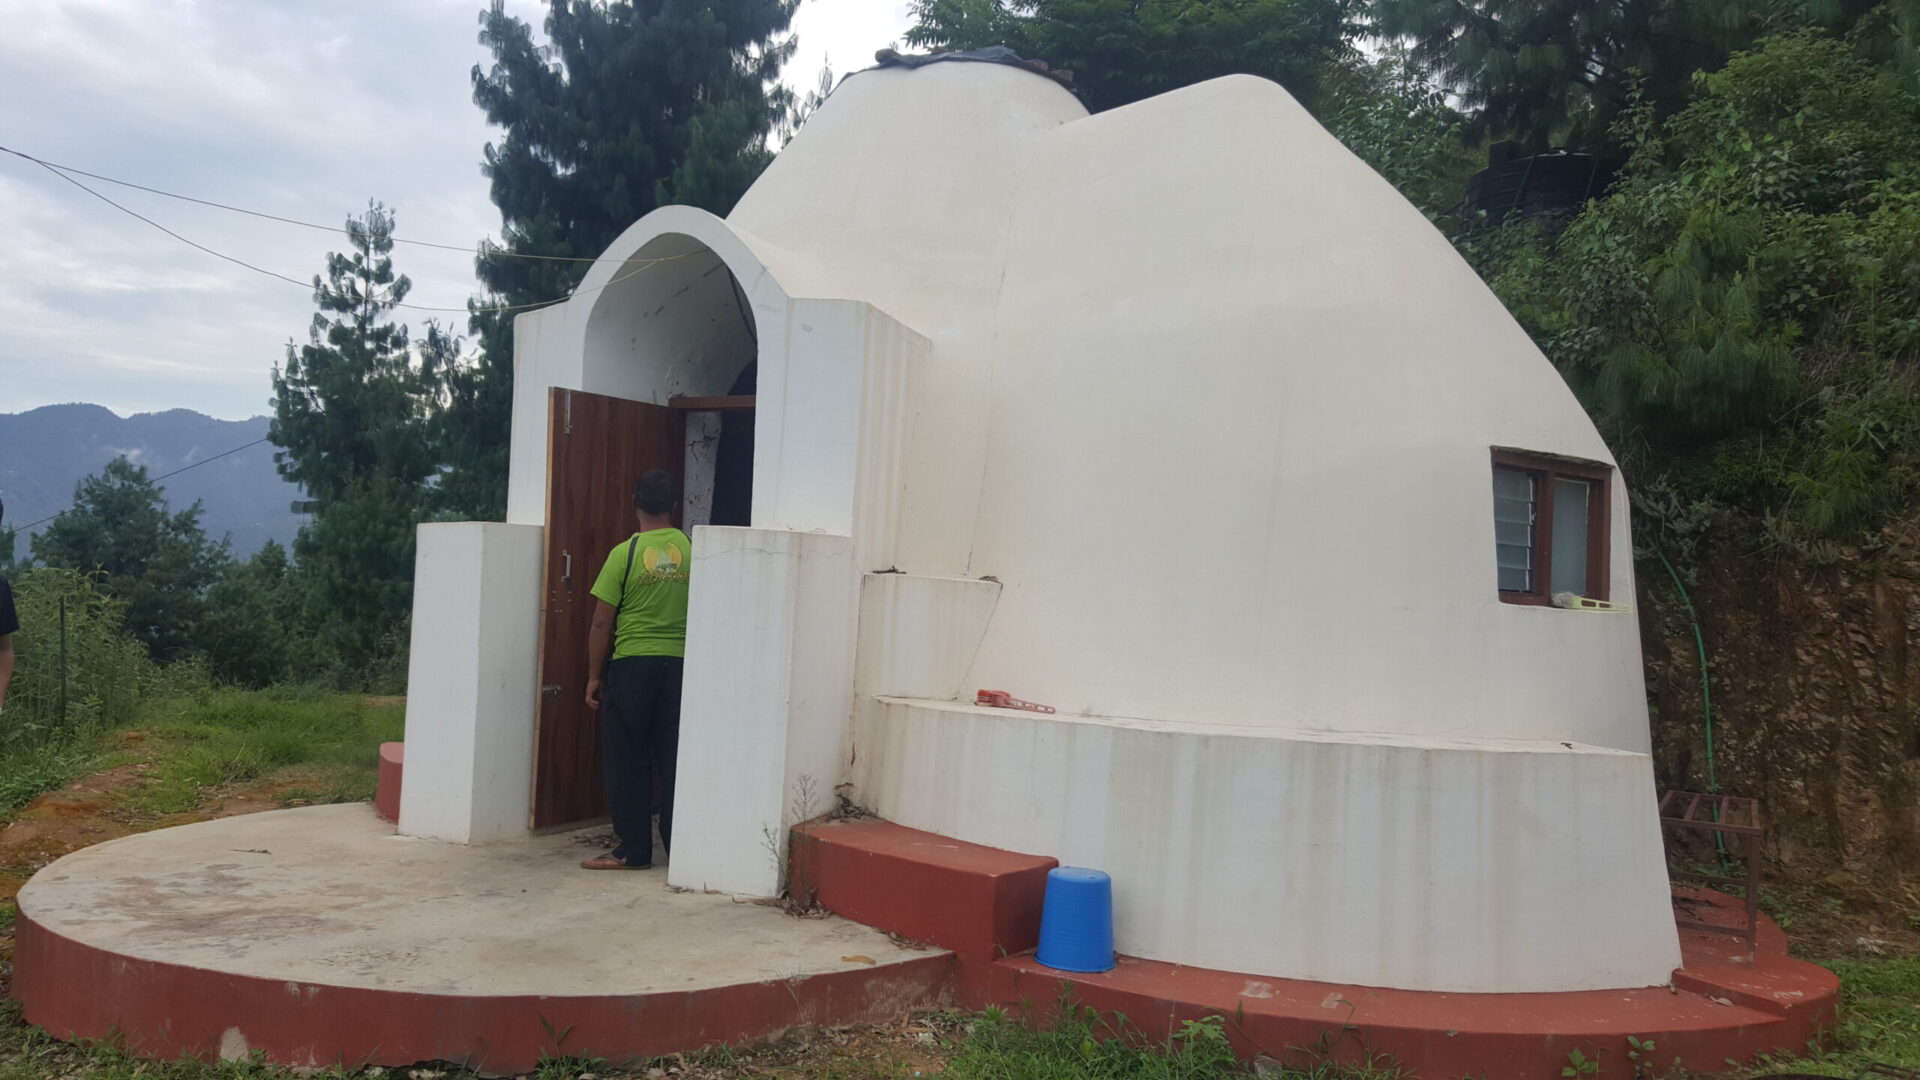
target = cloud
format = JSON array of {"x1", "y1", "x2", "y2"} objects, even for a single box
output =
[
  {"x1": 788, "y1": 0, "x2": 915, "y2": 90},
  {"x1": 0, "y1": 0, "x2": 908, "y2": 421}
]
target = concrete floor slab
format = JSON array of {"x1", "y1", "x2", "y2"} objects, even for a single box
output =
[
  {"x1": 21, "y1": 803, "x2": 929, "y2": 996},
  {"x1": 13, "y1": 805, "x2": 952, "y2": 1072}
]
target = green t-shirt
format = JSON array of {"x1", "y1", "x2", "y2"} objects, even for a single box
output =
[{"x1": 590, "y1": 528, "x2": 692, "y2": 659}]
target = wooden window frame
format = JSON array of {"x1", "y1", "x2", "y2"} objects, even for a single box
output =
[{"x1": 1491, "y1": 450, "x2": 1611, "y2": 606}]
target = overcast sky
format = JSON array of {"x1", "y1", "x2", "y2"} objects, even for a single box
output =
[{"x1": 0, "y1": 0, "x2": 911, "y2": 422}]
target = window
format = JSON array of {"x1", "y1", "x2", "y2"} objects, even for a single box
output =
[{"x1": 1491, "y1": 451, "x2": 1610, "y2": 605}]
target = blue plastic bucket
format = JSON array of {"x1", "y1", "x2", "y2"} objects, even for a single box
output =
[{"x1": 1035, "y1": 866, "x2": 1115, "y2": 973}]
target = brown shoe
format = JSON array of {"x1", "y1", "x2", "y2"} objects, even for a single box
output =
[{"x1": 580, "y1": 854, "x2": 651, "y2": 870}]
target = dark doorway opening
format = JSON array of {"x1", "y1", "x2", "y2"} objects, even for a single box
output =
[{"x1": 711, "y1": 361, "x2": 756, "y2": 528}]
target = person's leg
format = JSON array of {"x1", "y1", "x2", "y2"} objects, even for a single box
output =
[
  {"x1": 598, "y1": 658, "x2": 654, "y2": 866},
  {"x1": 647, "y1": 657, "x2": 684, "y2": 855}
]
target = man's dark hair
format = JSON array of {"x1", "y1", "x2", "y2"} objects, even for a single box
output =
[{"x1": 633, "y1": 470, "x2": 678, "y2": 515}]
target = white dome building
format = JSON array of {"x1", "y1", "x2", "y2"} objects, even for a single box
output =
[{"x1": 399, "y1": 54, "x2": 1679, "y2": 995}]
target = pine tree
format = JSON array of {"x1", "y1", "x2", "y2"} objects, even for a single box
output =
[
  {"x1": 270, "y1": 203, "x2": 442, "y2": 668},
  {"x1": 906, "y1": 0, "x2": 1359, "y2": 115},
  {"x1": 443, "y1": 0, "x2": 798, "y2": 519},
  {"x1": 200, "y1": 540, "x2": 303, "y2": 687},
  {"x1": 1369, "y1": 0, "x2": 1879, "y2": 153}
]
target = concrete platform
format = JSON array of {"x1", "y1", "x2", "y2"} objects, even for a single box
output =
[
  {"x1": 795, "y1": 818, "x2": 1843, "y2": 1080},
  {"x1": 13, "y1": 809, "x2": 1845, "y2": 1079},
  {"x1": 12, "y1": 805, "x2": 952, "y2": 1073}
]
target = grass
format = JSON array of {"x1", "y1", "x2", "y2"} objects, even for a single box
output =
[
  {"x1": 0, "y1": 686, "x2": 402, "y2": 827},
  {"x1": 106, "y1": 688, "x2": 403, "y2": 817},
  {"x1": 1737, "y1": 956, "x2": 1920, "y2": 1077},
  {"x1": 945, "y1": 1004, "x2": 1399, "y2": 1080},
  {"x1": 0, "y1": 736, "x2": 95, "y2": 815}
]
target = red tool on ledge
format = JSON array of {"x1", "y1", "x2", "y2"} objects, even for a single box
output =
[{"x1": 975, "y1": 689, "x2": 1056, "y2": 714}]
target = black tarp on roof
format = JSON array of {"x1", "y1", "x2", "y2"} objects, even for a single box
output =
[{"x1": 869, "y1": 46, "x2": 1073, "y2": 87}]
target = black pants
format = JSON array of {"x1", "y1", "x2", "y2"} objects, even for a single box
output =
[{"x1": 601, "y1": 655, "x2": 682, "y2": 866}]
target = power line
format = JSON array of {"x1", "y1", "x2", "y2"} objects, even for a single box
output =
[
  {"x1": 11, "y1": 150, "x2": 698, "y2": 314},
  {"x1": 18, "y1": 437, "x2": 274, "y2": 533},
  {"x1": 22, "y1": 154, "x2": 314, "y2": 290},
  {"x1": 0, "y1": 144, "x2": 651, "y2": 265}
]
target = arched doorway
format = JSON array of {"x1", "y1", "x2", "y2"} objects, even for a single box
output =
[{"x1": 532, "y1": 229, "x2": 772, "y2": 830}]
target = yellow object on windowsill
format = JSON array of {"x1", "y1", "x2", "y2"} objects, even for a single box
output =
[{"x1": 1552, "y1": 592, "x2": 1633, "y2": 613}]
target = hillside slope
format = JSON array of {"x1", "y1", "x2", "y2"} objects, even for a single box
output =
[{"x1": 0, "y1": 404, "x2": 303, "y2": 561}]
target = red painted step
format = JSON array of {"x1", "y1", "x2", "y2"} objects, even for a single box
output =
[
  {"x1": 374, "y1": 742, "x2": 404, "y2": 824},
  {"x1": 794, "y1": 819, "x2": 1842, "y2": 1079},
  {"x1": 790, "y1": 817, "x2": 1054, "y2": 996}
]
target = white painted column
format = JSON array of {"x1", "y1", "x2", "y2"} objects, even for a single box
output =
[
  {"x1": 668, "y1": 527, "x2": 856, "y2": 897},
  {"x1": 398, "y1": 522, "x2": 544, "y2": 844}
]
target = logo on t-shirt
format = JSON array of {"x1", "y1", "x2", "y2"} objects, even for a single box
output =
[{"x1": 641, "y1": 543, "x2": 688, "y2": 582}]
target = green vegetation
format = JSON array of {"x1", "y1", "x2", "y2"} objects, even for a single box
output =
[
  {"x1": 0, "y1": 569, "x2": 181, "y2": 813},
  {"x1": 1749, "y1": 957, "x2": 1920, "y2": 1076},
  {"x1": 11, "y1": 0, "x2": 808, "y2": 687},
  {"x1": 109, "y1": 690, "x2": 402, "y2": 817},
  {"x1": 905, "y1": 0, "x2": 1358, "y2": 115},
  {"x1": 28, "y1": 461, "x2": 228, "y2": 662},
  {"x1": 947, "y1": 1007, "x2": 1397, "y2": 1080},
  {"x1": 0, "y1": 557, "x2": 398, "y2": 822},
  {"x1": 269, "y1": 204, "x2": 453, "y2": 677},
  {"x1": 448, "y1": 0, "x2": 802, "y2": 520},
  {"x1": 947, "y1": 1007, "x2": 1243, "y2": 1080},
  {"x1": 1460, "y1": 27, "x2": 1920, "y2": 557}
]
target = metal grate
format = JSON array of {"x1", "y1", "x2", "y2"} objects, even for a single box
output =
[{"x1": 1660, "y1": 790, "x2": 1763, "y2": 957}]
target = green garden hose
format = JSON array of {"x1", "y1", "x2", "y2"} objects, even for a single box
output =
[
  {"x1": 1658, "y1": 550, "x2": 1717, "y2": 792},
  {"x1": 1658, "y1": 549, "x2": 1729, "y2": 867}
]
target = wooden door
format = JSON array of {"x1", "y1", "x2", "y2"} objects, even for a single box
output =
[{"x1": 532, "y1": 388, "x2": 685, "y2": 830}]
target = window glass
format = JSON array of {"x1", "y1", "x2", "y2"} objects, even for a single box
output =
[
  {"x1": 1550, "y1": 478, "x2": 1591, "y2": 596},
  {"x1": 1492, "y1": 467, "x2": 1535, "y2": 592}
]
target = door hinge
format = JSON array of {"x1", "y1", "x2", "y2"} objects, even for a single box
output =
[{"x1": 563, "y1": 390, "x2": 573, "y2": 435}]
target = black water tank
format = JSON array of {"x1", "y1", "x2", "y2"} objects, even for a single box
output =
[{"x1": 1466, "y1": 142, "x2": 1615, "y2": 224}]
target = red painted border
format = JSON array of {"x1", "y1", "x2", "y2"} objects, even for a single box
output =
[
  {"x1": 12, "y1": 815, "x2": 1844, "y2": 1080},
  {"x1": 986, "y1": 932, "x2": 1832, "y2": 1080},
  {"x1": 13, "y1": 910, "x2": 953, "y2": 1074},
  {"x1": 791, "y1": 818, "x2": 1055, "y2": 977},
  {"x1": 796, "y1": 822, "x2": 1840, "y2": 1079},
  {"x1": 374, "y1": 743, "x2": 404, "y2": 824}
]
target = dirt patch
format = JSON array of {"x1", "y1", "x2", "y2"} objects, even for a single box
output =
[
  {"x1": 0, "y1": 753, "x2": 366, "y2": 978},
  {"x1": 0, "y1": 764, "x2": 153, "y2": 886}
]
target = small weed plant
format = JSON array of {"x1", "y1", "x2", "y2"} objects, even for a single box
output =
[
  {"x1": 947, "y1": 1004, "x2": 1237, "y2": 1080},
  {"x1": 1560, "y1": 1047, "x2": 1599, "y2": 1078}
]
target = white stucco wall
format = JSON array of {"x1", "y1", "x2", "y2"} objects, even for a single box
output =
[
  {"x1": 691, "y1": 61, "x2": 1652, "y2": 750},
  {"x1": 443, "y1": 57, "x2": 1679, "y2": 993},
  {"x1": 730, "y1": 63, "x2": 1086, "y2": 577},
  {"x1": 959, "y1": 75, "x2": 1644, "y2": 749},
  {"x1": 856, "y1": 698, "x2": 1680, "y2": 993},
  {"x1": 398, "y1": 523, "x2": 543, "y2": 844},
  {"x1": 671, "y1": 527, "x2": 856, "y2": 897}
]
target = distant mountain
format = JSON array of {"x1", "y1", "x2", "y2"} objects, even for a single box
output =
[{"x1": 0, "y1": 404, "x2": 305, "y2": 563}]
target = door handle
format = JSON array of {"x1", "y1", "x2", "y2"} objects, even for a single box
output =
[
  {"x1": 542, "y1": 685, "x2": 563, "y2": 698},
  {"x1": 562, "y1": 552, "x2": 572, "y2": 581}
]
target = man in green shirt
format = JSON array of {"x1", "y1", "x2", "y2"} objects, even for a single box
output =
[{"x1": 581, "y1": 469, "x2": 692, "y2": 870}]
